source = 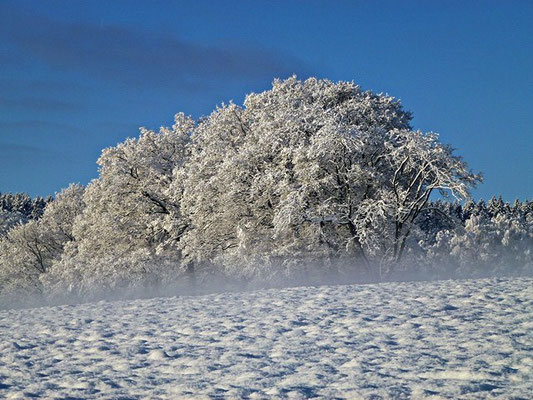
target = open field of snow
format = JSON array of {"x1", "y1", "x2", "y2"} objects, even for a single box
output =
[{"x1": 1, "y1": 277, "x2": 532, "y2": 399}]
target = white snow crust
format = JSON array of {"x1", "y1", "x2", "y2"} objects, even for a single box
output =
[{"x1": 1, "y1": 277, "x2": 532, "y2": 399}]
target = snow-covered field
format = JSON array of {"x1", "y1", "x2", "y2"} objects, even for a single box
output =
[{"x1": 1, "y1": 277, "x2": 532, "y2": 399}]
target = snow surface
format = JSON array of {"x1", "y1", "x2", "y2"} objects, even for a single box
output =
[{"x1": 1, "y1": 277, "x2": 532, "y2": 399}]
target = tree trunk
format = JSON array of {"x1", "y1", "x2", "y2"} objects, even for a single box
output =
[
  {"x1": 347, "y1": 220, "x2": 373, "y2": 278},
  {"x1": 185, "y1": 262, "x2": 196, "y2": 294}
]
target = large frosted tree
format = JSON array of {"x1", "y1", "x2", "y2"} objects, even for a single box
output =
[{"x1": 180, "y1": 77, "x2": 480, "y2": 278}]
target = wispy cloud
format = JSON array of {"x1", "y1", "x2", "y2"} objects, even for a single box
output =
[
  {"x1": 0, "y1": 142, "x2": 67, "y2": 165},
  {"x1": 0, "y1": 142, "x2": 44, "y2": 154},
  {"x1": 0, "y1": 96, "x2": 81, "y2": 112},
  {"x1": 0, "y1": 79, "x2": 89, "y2": 95},
  {"x1": 0, "y1": 120, "x2": 85, "y2": 134},
  {"x1": 0, "y1": 7, "x2": 309, "y2": 89}
]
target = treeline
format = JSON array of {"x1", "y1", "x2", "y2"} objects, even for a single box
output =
[
  {"x1": 0, "y1": 193, "x2": 51, "y2": 236},
  {"x1": 413, "y1": 198, "x2": 532, "y2": 279},
  {"x1": 0, "y1": 77, "x2": 531, "y2": 305}
]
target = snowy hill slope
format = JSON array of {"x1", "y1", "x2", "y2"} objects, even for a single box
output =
[{"x1": 1, "y1": 277, "x2": 532, "y2": 399}]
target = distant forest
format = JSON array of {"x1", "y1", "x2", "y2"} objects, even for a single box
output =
[
  {"x1": 1, "y1": 78, "x2": 531, "y2": 305},
  {"x1": 0, "y1": 193, "x2": 51, "y2": 235}
]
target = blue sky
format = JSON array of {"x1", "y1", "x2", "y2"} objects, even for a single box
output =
[{"x1": 1, "y1": 0, "x2": 532, "y2": 200}]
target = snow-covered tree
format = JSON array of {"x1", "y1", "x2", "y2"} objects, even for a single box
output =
[
  {"x1": 381, "y1": 129, "x2": 480, "y2": 269},
  {"x1": 46, "y1": 114, "x2": 193, "y2": 295},
  {"x1": 426, "y1": 199, "x2": 533, "y2": 277},
  {"x1": 0, "y1": 184, "x2": 84, "y2": 302},
  {"x1": 181, "y1": 77, "x2": 479, "y2": 279},
  {"x1": 0, "y1": 193, "x2": 51, "y2": 238},
  {"x1": 0, "y1": 210, "x2": 27, "y2": 237}
]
